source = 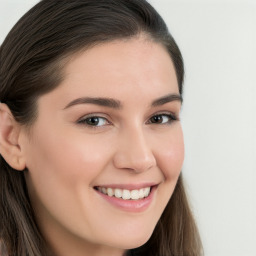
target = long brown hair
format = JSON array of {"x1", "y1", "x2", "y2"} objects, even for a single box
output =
[{"x1": 0, "y1": 0, "x2": 203, "y2": 255}]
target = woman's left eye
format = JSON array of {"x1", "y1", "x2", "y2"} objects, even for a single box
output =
[
  {"x1": 77, "y1": 116, "x2": 109, "y2": 127},
  {"x1": 148, "y1": 113, "x2": 177, "y2": 125}
]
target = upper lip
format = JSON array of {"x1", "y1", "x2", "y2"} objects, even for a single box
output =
[{"x1": 94, "y1": 182, "x2": 159, "y2": 190}]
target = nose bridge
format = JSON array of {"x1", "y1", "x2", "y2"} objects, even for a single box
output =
[{"x1": 113, "y1": 124, "x2": 156, "y2": 172}]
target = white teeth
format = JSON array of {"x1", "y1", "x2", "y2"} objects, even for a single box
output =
[
  {"x1": 102, "y1": 187, "x2": 107, "y2": 195},
  {"x1": 107, "y1": 188, "x2": 114, "y2": 197},
  {"x1": 114, "y1": 188, "x2": 122, "y2": 198},
  {"x1": 122, "y1": 190, "x2": 131, "y2": 200},
  {"x1": 97, "y1": 186, "x2": 152, "y2": 200},
  {"x1": 144, "y1": 187, "x2": 150, "y2": 197},
  {"x1": 139, "y1": 188, "x2": 144, "y2": 198},
  {"x1": 130, "y1": 190, "x2": 140, "y2": 200}
]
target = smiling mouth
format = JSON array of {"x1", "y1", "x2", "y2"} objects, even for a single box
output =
[{"x1": 94, "y1": 186, "x2": 152, "y2": 200}]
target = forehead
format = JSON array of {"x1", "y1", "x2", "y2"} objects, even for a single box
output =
[{"x1": 37, "y1": 37, "x2": 179, "y2": 111}]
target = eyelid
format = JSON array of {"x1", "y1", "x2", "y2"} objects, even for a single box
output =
[
  {"x1": 146, "y1": 111, "x2": 179, "y2": 124},
  {"x1": 75, "y1": 111, "x2": 179, "y2": 128},
  {"x1": 77, "y1": 113, "x2": 112, "y2": 127}
]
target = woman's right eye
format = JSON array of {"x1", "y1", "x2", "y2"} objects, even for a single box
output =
[{"x1": 77, "y1": 116, "x2": 110, "y2": 127}]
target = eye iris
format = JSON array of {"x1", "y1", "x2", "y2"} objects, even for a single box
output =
[
  {"x1": 151, "y1": 115, "x2": 163, "y2": 123},
  {"x1": 87, "y1": 117, "x2": 99, "y2": 125}
]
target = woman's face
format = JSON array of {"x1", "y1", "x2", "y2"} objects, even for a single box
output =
[{"x1": 21, "y1": 37, "x2": 184, "y2": 255}]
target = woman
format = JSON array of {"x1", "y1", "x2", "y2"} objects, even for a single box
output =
[{"x1": 0, "y1": 0, "x2": 203, "y2": 255}]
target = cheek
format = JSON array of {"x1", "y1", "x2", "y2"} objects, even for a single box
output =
[
  {"x1": 154, "y1": 126, "x2": 184, "y2": 179},
  {"x1": 24, "y1": 129, "x2": 115, "y2": 232},
  {"x1": 57, "y1": 134, "x2": 115, "y2": 181},
  {"x1": 32, "y1": 142, "x2": 109, "y2": 191},
  {"x1": 23, "y1": 130, "x2": 114, "y2": 218}
]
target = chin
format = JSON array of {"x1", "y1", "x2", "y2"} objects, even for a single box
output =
[
  {"x1": 125, "y1": 237, "x2": 151, "y2": 250},
  {"x1": 112, "y1": 228, "x2": 154, "y2": 250}
]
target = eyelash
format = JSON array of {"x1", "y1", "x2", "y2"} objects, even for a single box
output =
[
  {"x1": 77, "y1": 112, "x2": 178, "y2": 128},
  {"x1": 77, "y1": 115, "x2": 110, "y2": 127},
  {"x1": 147, "y1": 113, "x2": 178, "y2": 125}
]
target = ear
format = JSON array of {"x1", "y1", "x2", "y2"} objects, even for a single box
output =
[{"x1": 0, "y1": 103, "x2": 26, "y2": 171}]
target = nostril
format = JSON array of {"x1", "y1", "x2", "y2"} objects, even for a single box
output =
[
  {"x1": 113, "y1": 153, "x2": 156, "y2": 173},
  {"x1": 112, "y1": 132, "x2": 156, "y2": 172}
]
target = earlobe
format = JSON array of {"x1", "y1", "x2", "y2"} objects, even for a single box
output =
[{"x1": 0, "y1": 103, "x2": 26, "y2": 171}]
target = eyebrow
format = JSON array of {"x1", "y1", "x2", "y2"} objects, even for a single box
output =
[
  {"x1": 63, "y1": 93, "x2": 182, "y2": 110},
  {"x1": 151, "y1": 93, "x2": 183, "y2": 107},
  {"x1": 63, "y1": 97, "x2": 121, "y2": 109}
]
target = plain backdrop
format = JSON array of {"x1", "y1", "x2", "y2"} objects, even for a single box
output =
[{"x1": 0, "y1": 1, "x2": 255, "y2": 256}]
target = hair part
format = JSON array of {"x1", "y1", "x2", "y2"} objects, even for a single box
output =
[{"x1": 0, "y1": 1, "x2": 201, "y2": 255}]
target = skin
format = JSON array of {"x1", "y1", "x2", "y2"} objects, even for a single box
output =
[{"x1": 6, "y1": 36, "x2": 184, "y2": 256}]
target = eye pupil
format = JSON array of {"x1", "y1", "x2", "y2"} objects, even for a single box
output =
[
  {"x1": 87, "y1": 117, "x2": 99, "y2": 125},
  {"x1": 151, "y1": 115, "x2": 163, "y2": 123}
]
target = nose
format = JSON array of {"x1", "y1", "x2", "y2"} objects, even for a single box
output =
[{"x1": 113, "y1": 128, "x2": 156, "y2": 173}]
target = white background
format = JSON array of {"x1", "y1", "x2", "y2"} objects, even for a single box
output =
[{"x1": 0, "y1": 1, "x2": 255, "y2": 256}]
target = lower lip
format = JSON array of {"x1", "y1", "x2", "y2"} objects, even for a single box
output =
[{"x1": 95, "y1": 186, "x2": 157, "y2": 213}]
